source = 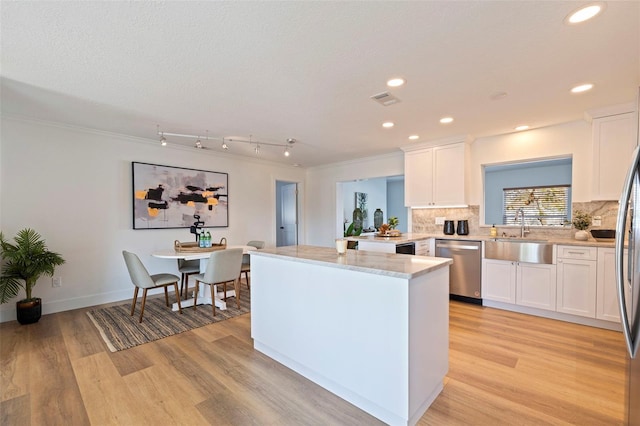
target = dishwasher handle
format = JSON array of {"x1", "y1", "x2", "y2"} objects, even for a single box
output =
[{"x1": 435, "y1": 243, "x2": 480, "y2": 250}]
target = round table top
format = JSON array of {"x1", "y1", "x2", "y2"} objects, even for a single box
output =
[{"x1": 152, "y1": 245, "x2": 256, "y2": 260}]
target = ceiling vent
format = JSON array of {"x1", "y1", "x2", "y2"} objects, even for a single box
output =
[{"x1": 370, "y1": 91, "x2": 401, "y2": 106}]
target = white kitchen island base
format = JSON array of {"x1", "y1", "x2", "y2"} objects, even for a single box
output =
[{"x1": 250, "y1": 246, "x2": 451, "y2": 426}]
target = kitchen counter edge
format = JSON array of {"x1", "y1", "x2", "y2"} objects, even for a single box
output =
[{"x1": 250, "y1": 245, "x2": 452, "y2": 279}]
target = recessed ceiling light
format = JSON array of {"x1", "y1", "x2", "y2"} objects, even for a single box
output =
[
  {"x1": 387, "y1": 78, "x2": 405, "y2": 88},
  {"x1": 439, "y1": 117, "x2": 454, "y2": 124},
  {"x1": 571, "y1": 83, "x2": 594, "y2": 93},
  {"x1": 408, "y1": 135, "x2": 420, "y2": 140},
  {"x1": 515, "y1": 125, "x2": 529, "y2": 131},
  {"x1": 382, "y1": 122, "x2": 395, "y2": 128},
  {"x1": 565, "y1": 3, "x2": 605, "y2": 24}
]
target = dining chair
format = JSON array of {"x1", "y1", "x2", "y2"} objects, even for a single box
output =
[
  {"x1": 241, "y1": 240, "x2": 265, "y2": 289},
  {"x1": 122, "y1": 250, "x2": 183, "y2": 323},
  {"x1": 193, "y1": 248, "x2": 243, "y2": 317},
  {"x1": 177, "y1": 258, "x2": 200, "y2": 299}
]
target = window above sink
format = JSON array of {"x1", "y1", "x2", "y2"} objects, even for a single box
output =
[{"x1": 483, "y1": 156, "x2": 573, "y2": 227}]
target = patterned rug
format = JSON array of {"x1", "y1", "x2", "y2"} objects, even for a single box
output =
[{"x1": 87, "y1": 290, "x2": 250, "y2": 352}]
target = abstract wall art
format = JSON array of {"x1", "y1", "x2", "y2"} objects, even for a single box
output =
[{"x1": 132, "y1": 162, "x2": 228, "y2": 229}]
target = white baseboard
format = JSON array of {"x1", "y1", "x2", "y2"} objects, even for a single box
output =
[{"x1": 0, "y1": 289, "x2": 133, "y2": 323}]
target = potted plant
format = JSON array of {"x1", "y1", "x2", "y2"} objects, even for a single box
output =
[
  {"x1": 0, "y1": 228, "x2": 65, "y2": 324},
  {"x1": 572, "y1": 210, "x2": 592, "y2": 241}
]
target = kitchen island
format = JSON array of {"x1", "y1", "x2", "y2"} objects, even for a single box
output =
[{"x1": 250, "y1": 245, "x2": 452, "y2": 426}]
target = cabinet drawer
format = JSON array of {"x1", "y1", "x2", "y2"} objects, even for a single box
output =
[
  {"x1": 415, "y1": 239, "x2": 431, "y2": 256},
  {"x1": 556, "y1": 245, "x2": 597, "y2": 261}
]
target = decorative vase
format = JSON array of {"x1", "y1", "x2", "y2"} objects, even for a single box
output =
[
  {"x1": 16, "y1": 298, "x2": 42, "y2": 325},
  {"x1": 352, "y1": 208, "x2": 363, "y2": 231},
  {"x1": 574, "y1": 230, "x2": 589, "y2": 241},
  {"x1": 374, "y1": 208, "x2": 383, "y2": 229}
]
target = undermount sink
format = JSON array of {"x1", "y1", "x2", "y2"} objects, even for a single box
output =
[{"x1": 485, "y1": 239, "x2": 553, "y2": 264}]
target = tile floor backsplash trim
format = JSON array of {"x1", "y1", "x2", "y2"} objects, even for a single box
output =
[{"x1": 412, "y1": 201, "x2": 620, "y2": 239}]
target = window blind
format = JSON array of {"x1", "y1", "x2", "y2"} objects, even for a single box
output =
[{"x1": 502, "y1": 185, "x2": 569, "y2": 226}]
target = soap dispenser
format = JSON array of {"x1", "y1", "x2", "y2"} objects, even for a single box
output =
[{"x1": 490, "y1": 224, "x2": 497, "y2": 237}]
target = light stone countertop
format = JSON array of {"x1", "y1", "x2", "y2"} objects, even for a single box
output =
[
  {"x1": 250, "y1": 245, "x2": 452, "y2": 279},
  {"x1": 349, "y1": 232, "x2": 616, "y2": 248}
]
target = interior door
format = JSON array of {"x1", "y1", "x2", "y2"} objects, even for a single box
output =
[{"x1": 279, "y1": 182, "x2": 298, "y2": 246}]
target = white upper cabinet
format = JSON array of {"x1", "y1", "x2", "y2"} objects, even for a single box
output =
[
  {"x1": 402, "y1": 139, "x2": 469, "y2": 207},
  {"x1": 590, "y1": 108, "x2": 636, "y2": 201}
]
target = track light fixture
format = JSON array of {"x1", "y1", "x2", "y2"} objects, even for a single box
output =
[
  {"x1": 157, "y1": 125, "x2": 167, "y2": 146},
  {"x1": 157, "y1": 127, "x2": 296, "y2": 157}
]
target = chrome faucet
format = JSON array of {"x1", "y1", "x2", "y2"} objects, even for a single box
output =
[{"x1": 515, "y1": 208, "x2": 530, "y2": 238}]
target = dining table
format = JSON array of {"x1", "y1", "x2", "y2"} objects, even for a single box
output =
[{"x1": 152, "y1": 245, "x2": 255, "y2": 311}]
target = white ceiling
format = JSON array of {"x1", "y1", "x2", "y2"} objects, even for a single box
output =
[{"x1": 1, "y1": 1, "x2": 639, "y2": 167}]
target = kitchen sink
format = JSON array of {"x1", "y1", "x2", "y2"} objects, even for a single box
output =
[{"x1": 484, "y1": 239, "x2": 554, "y2": 264}]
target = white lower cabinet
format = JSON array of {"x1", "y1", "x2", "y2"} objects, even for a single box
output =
[
  {"x1": 516, "y1": 263, "x2": 557, "y2": 311},
  {"x1": 597, "y1": 247, "x2": 626, "y2": 322},
  {"x1": 482, "y1": 259, "x2": 556, "y2": 310},
  {"x1": 484, "y1": 244, "x2": 623, "y2": 327},
  {"x1": 482, "y1": 259, "x2": 516, "y2": 304},
  {"x1": 556, "y1": 246, "x2": 597, "y2": 318}
]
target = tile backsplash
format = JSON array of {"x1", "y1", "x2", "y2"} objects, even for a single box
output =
[{"x1": 412, "y1": 201, "x2": 620, "y2": 239}]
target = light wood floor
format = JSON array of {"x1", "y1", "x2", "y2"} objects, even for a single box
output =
[{"x1": 0, "y1": 296, "x2": 627, "y2": 425}]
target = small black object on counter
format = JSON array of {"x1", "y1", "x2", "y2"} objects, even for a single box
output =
[{"x1": 456, "y1": 220, "x2": 469, "y2": 235}]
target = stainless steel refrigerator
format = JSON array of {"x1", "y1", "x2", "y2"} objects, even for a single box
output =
[{"x1": 616, "y1": 90, "x2": 640, "y2": 425}]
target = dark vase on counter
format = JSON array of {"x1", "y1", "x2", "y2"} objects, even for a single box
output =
[
  {"x1": 353, "y1": 208, "x2": 363, "y2": 231},
  {"x1": 456, "y1": 220, "x2": 469, "y2": 235},
  {"x1": 443, "y1": 220, "x2": 455, "y2": 235},
  {"x1": 374, "y1": 208, "x2": 383, "y2": 229}
]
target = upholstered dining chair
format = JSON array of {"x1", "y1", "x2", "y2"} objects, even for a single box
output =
[
  {"x1": 193, "y1": 248, "x2": 244, "y2": 317},
  {"x1": 122, "y1": 250, "x2": 183, "y2": 323},
  {"x1": 241, "y1": 240, "x2": 265, "y2": 289},
  {"x1": 177, "y1": 259, "x2": 200, "y2": 299}
]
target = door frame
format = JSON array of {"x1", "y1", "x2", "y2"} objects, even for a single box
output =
[{"x1": 274, "y1": 178, "x2": 303, "y2": 247}]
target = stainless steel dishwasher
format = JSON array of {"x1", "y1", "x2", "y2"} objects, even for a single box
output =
[{"x1": 435, "y1": 239, "x2": 482, "y2": 304}]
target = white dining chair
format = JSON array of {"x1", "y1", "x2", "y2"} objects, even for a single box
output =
[
  {"x1": 177, "y1": 258, "x2": 200, "y2": 298},
  {"x1": 240, "y1": 240, "x2": 265, "y2": 289},
  {"x1": 193, "y1": 248, "x2": 243, "y2": 317},
  {"x1": 122, "y1": 250, "x2": 183, "y2": 323}
]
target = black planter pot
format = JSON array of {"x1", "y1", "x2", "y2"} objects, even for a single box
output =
[{"x1": 16, "y1": 298, "x2": 42, "y2": 325}]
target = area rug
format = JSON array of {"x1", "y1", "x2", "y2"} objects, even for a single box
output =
[{"x1": 87, "y1": 291, "x2": 250, "y2": 352}]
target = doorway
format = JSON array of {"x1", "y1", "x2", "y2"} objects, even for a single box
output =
[{"x1": 276, "y1": 181, "x2": 298, "y2": 247}]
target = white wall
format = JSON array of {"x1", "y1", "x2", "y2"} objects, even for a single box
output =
[
  {"x1": 468, "y1": 120, "x2": 592, "y2": 206},
  {"x1": 0, "y1": 117, "x2": 305, "y2": 321}
]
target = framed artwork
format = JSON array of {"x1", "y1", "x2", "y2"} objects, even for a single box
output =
[{"x1": 132, "y1": 162, "x2": 228, "y2": 229}]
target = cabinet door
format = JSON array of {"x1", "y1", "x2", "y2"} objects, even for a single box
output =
[
  {"x1": 516, "y1": 263, "x2": 557, "y2": 311},
  {"x1": 404, "y1": 149, "x2": 433, "y2": 207},
  {"x1": 597, "y1": 247, "x2": 627, "y2": 322},
  {"x1": 592, "y1": 112, "x2": 635, "y2": 200},
  {"x1": 482, "y1": 259, "x2": 516, "y2": 303},
  {"x1": 433, "y1": 144, "x2": 465, "y2": 206},
  {"x1": 556, "y1": 258, "x2": 597, "y2": 318}
]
